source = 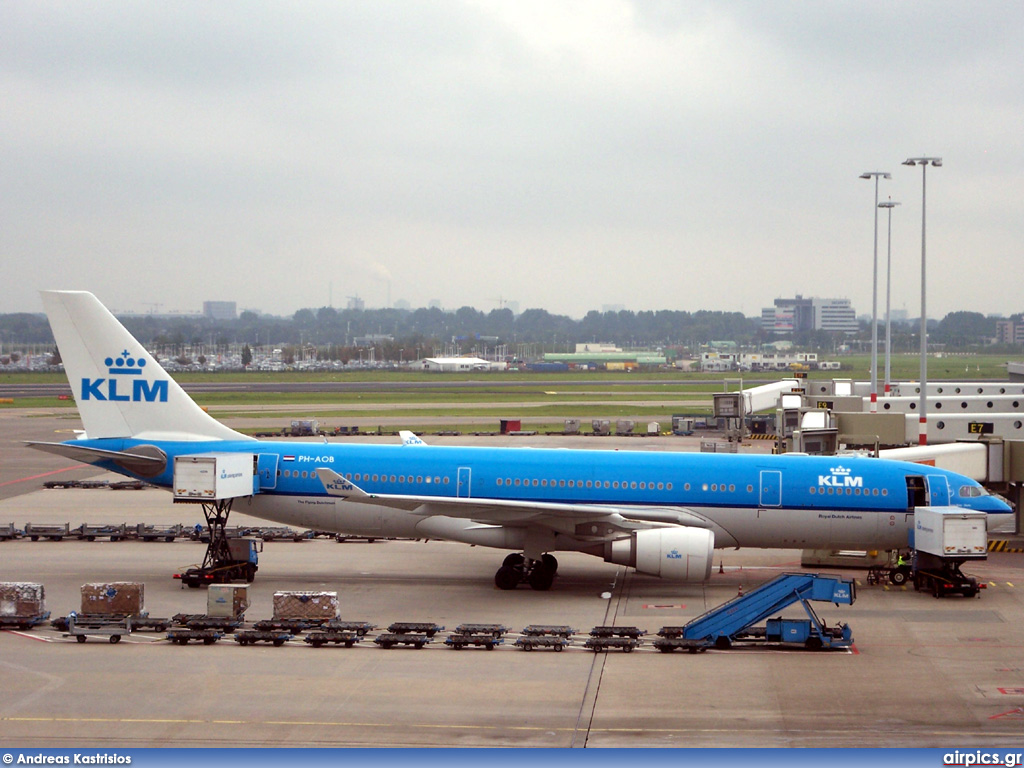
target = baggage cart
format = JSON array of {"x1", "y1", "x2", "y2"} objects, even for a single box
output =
[
  {"x1": 234, "y1": 629, "x2": 293, "y2": 647},
  {"x1": 304, "y1": 631, "x2": 361, "y2": 648}
]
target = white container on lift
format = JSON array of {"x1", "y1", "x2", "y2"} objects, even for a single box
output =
[
  {"x1": 912, "y1": 506, "x2": 988, "y2": 559},
  {"x1": 173, "y1": 453, "x2": 256, "y2": 500}
]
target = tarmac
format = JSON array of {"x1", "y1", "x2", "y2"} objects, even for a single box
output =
[{"x1": 2, "y1": 412, "x2": 1024, "y2": 748}]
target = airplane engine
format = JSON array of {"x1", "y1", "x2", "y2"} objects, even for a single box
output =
[{"x1": 604, "y1": 527, "x2": 714, "y2": 581}]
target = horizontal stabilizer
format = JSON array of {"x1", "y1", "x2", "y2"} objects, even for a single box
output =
[{"x1": 26, "y1": 441, "x2": 166, "y2": 468}]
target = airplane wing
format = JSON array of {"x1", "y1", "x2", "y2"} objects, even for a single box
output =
[{"x1": 315, "y1": 467, "x2": 711, "y2": 535}]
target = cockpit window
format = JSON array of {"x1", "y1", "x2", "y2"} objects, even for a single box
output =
[{"x1": 958, "y1": 485, "x2": 983, "y2": 498}]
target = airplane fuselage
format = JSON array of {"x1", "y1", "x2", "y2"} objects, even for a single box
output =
[{"x1": 83, "y1": 437, "x2": 1009, "y2": 554}]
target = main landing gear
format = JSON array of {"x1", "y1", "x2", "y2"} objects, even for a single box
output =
[{"x1": 494, "y1": 553, "x2": 559, "y2": 591}]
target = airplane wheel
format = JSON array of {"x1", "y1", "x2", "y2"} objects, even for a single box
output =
[
  {"x1": 495, "y1": 566, "x2": 520, "y2": 590},
  {"x1": 541, "y1": 553, "x2": 559, "y2": 573},
  {"x1": 502, "y1": 553, "x2": 525, "y2": 568},
  {"x1": 528, "y1": 565, "x2": 555, "y2": 591}
]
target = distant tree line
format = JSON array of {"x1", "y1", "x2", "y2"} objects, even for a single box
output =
[{"x1": 1, "y1": 305, "x2": 1021, "y2": 356}]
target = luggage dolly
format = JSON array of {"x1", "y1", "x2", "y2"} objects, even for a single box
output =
[
  {"x1": 445, "y1": 633, "x2": 504, "y2": 650},
  {"x1": 304, "y1": 630, "x2": 361, "y2": 648},
  {"x1": 64, "y1": 614, "x2": 131, "y2": 644}
]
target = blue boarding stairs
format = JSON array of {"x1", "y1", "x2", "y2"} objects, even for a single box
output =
[{"x1": 654, "y1": 573, "x2": 856, "y2": 652}]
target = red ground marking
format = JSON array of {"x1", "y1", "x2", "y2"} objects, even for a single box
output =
[{"x1": 0, "y1": 465, "x2": 83, "y2": 488}]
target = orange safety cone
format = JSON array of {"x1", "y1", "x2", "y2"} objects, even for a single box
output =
[{"x1": 737, "y1": 584, "x2": 744, "y2": 597}]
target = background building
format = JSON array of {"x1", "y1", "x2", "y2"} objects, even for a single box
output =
[
  {"x1": 761, "y1": 296, "x2": 857, "y2": 335},
  {"x1": 996, "y1": 320, "x2": 1024, "y2": 346},
  {"x1": 203, "y1": 301, "x2": 237, "y2": 320}
]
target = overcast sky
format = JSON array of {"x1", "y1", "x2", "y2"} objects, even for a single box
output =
[{"x1": 2, "y1": 2, "x2": 1022, "y2": 320}]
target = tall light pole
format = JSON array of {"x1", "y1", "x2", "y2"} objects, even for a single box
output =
[
  {"x1": 860, "y1": 171, "x2": 891, "y2": 413},
  {"x1": 878, "y1": 199, "x2": 900, "y2": 394},
  {"x1": 902, "y1": 156, "x2": 942, "y2": 446}
]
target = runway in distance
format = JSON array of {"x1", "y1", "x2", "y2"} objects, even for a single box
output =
[{"x1": 30, "y1": 291, "x2": 1012, "y2": 590}]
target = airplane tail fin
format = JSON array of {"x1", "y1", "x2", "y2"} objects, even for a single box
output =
[{"x1": 41, "y1": 290, "x2": 250, "y2": 442}]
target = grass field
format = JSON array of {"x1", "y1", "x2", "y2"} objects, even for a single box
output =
[{"x1": 3, "y1": 353, "x2": 1018, "y2": 433}]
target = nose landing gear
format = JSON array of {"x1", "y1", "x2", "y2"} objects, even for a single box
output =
[{"x1": 494, "y1": 552, "x2": 559, "y2": 591}]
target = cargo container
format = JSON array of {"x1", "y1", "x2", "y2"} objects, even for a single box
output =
[
  {"x1": 912, "y1": 507, "x2": 988, "y2": 559},
  {"x1": 173, "y1": 453, "x2": 256, "y2": 501}
]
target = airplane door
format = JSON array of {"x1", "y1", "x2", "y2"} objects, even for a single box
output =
[
  {"x1": 457, "y1": 467, "x2": 472, "y2": 498},
  {"x1": 926, "y1": 474, "x2": 950, "y2": 506},
  {"x1": 257, "y1": 454, "x2": 279, "y2": 490},
  {"x1": 759, "y1": 470, "x2": 782, "y2": 507}
]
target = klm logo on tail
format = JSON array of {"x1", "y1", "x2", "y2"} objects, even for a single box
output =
[{"x1": 81, "y1": 350, "x2": 168, "y2": 402}]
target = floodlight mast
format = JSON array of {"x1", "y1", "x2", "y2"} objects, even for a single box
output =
[
  {"x1": 860, "y1": 171, "x2": 891, "y2": 413},
  {"x1": 902, "y1": 157, "x2": 942, "y2": 446},
  {"x1": 878, "y1": 200, "x2": 900, "y2": 394}
]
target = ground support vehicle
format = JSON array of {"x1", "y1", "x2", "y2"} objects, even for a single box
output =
[
  {"x1": 912, "y1": 551, "x2": 983, "y2": 598},
  {"x1": 674, "y1": 573, "x2": 856, "y2": 651},
  {"x1": 304, "y1": 631, "x2": 361, "y2": 648},
  {"x1": 387, "y1": 622, "x2": 444, "y2": 637},
  {"x1": 175, "y1": 537, "x2": 261, "y2": 588},
  {"x1": 64, "y1": 614, "x2": 131, "y2": 644},
  {"x1": 445, "y1": 633, "x2": 504, "y2": 650},
  {"x1": 323, "y1": 620, "x2": 375, "y2": 636},
  {"x1": 0, "y1": 523, "x2": 21, "y2": 541},
  {"x1": 589, "y1": 626, "x2": 646, "y2": 639},
  {"x1": 72, "y1": 523, "x2": 128, "y2": 542},
  {"x1": 375, "y1": 633, "x2": 431, "y2": 649},
  {"x1": 234, "y1": 629, "x2": 293, "y2": 646},
  {"x1": 24, "y1": 523, "x2": 69, "y2": 541},
  {"x1": 137, "y1": 523, "x2": 184, "y2": 542},
  {"x1": 584, "y1": 636, "x2": 640, "y2": 653},
  {"x1": 908, "y1": 507, "x2": 987, "y2": 598},
  {"x1": 171, "y1": 613, "x2": 243, "y2": 632},
  {"x1": 454, "y1": 623, "x2": 507, "y2": 638},
  {"x1": 521, "y1": 625, "x2": 577, "y2": 638},
  {"x1": 165, "y1": 629, "x2": 223, "y2": 645},
  {"x1": 514, "y1": 636, "x2": 569, "y2": 652}
]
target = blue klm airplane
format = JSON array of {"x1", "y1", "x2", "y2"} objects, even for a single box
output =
[{"x1": 29, "y1": 291, "x2": 1011, "y2": 590}]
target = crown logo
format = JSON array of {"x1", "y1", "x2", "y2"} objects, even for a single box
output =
[
  {"x1": 830, "y1": 466, "x2": 850, "y2": 476},
  {"x1": 104, "y1": 350, "x2": 147, "y2": 376}
]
